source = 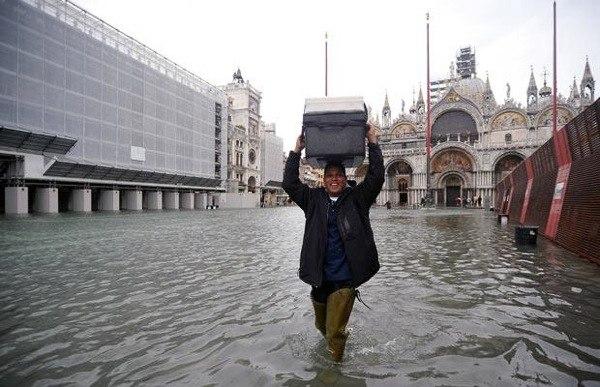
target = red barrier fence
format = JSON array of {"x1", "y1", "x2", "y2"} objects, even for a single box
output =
[{"x1": 495, "y1": 98, "x2": 600, "y2": 264}]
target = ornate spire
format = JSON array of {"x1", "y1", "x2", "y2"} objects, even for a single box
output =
[
  {"x1": 526, "y1": 66, "x2": 538, "y2": 108},
  {"x1": 539, "y1": 68, "x2": 552, "y2": 98},
  {"x1": 382, "y1": 91, "x2": 391, "y2": 129},
  {"x1": 582, "y1": 56, "x2": 593, "y2": 81},
  {"x1": 417, "y1": 87, "x2": 424, "y2": 104},
  {"x1": 570, "y1": 77, "x2": 580, "y2": 100},
  {"x1": 483, "y1": 71, "x2": 496, "y2": 109},
  {"x1": 409, "y1": 87, "x2": 416, "y2": 114},
  {"x1": 580, "y1": 56, "x2": 595, "y2": 102},
  {"x1": 527, "y1": 66, "x2": 537, "y2": 93}
]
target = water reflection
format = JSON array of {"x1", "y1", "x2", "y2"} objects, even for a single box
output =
[{"x1": 0, "y1": 208, "x2": 599, "y2": 385}]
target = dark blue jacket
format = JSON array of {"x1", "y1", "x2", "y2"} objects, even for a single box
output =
[{"x1": 282, "y1": 143, "x2": 385, "y2": 287}]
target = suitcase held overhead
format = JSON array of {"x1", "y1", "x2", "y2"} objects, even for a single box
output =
[{"x1": 302, "y1": 96, "x2": 368, "y2": 168}]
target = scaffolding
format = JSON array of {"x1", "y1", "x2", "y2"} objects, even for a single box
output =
[{"x1": 456, "y1": 47, "x2": 476, "y2": 79}]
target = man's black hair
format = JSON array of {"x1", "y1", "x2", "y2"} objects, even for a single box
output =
[{"x1": 324, "y1": 160, "x2": 346, "y2": 177}]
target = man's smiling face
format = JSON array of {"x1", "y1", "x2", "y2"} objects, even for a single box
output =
[{"x1": 324, "y1": 165, "x2": 347, "y2": 197}]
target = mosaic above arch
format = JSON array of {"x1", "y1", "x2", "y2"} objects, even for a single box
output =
[
  {"x1": 491, "y1": 111, "x2": 527, "y2": 130},
  {"x1": 431, "y1": 149, "x2": 474, "y2": 173},
  {"x1": 537, "y1": 107, "x2": 573, "y2": 128},
  {"x1": 390, "y1": 122, "x2": 417, "y2": 138}
]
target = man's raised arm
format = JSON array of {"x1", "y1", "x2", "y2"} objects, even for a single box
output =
[
  {"x1": 282, "y1": 135, "x2": 310, "y2": 211},
  {"x1": 355, "y1": 124, "x2": 385, "y2": 206}
]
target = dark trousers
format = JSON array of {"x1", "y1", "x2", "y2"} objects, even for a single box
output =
[{"x1": 310, "y1": 281, "x2": 353, "y2": 303}]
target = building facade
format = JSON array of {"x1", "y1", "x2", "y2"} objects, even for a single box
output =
[
  {"x1": 356, "y1": 50, "x2": 595, "y2": 208},
  {"x1": 0, "y1": 0, "x2": 227, "y2": 213},
  {"x1": 260, "y1": 122, "x2": 285, "y2": 205},
  {"x1": 222, "y1": 70, "x2": 262, "y2": 194},
  {"x1": 221, "y1": 70, "x2": 284, "y2": 202}
]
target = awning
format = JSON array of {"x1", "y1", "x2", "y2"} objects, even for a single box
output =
[
  {"x1": 45, "y1": 161, "x2": 222, "y2": 188},
  {"x1": 0, "y1": 126, "x2": 77, "y2": 155}
]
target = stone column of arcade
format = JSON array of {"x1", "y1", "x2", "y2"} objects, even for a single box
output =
[
  {"x1": 99, "y1": 189, "x2": 119, "y2": 211},
  {"x1": 5, "y1": 186, "x2": 28, "y2": 215},
  {"x1": 163, "y1": 191, "x2": 179, "y2": 210},
  {"x1": 194, "y1": 192, "x2": 207, "y2": 210},
  {"x1": 146, "y1": 190, "x2": 162, "y2": 210},
  {"x1": 180, "y1": 192, "x2": 194, "y2": 210},
  {"x1": 124, "y1": 190, "x2": 142, "y2": 211},
  {"x1": 34, "y1": 187, "x2": 58, "y2": 214},
  {"x1": 69, "y1": 188, "x2": 91, "y2": 212}
]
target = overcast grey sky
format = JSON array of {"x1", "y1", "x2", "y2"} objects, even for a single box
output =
[{"x1": 73, "y1": 0, "x2": 599, "y2": 151}]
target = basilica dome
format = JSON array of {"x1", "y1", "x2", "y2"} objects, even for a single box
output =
[{"x1": 452, "y1": 77, "x2": 486, "y2": 106}]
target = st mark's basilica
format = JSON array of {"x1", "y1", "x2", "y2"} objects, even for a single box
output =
[{"x1": 354, "y1": 48, "x2": 595, "y2": 207}]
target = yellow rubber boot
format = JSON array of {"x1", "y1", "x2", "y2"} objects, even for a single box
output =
[
  {"x1": 312, "y1": 300, "x2": 327, "y2": 337},
  {"x1": 325, "y1": 288, "x2": 356, "y2": 362}
]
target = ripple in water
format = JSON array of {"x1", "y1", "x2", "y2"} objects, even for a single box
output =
[{"x1": 0, "y1": 208, "x2": 599, "y2": 385}]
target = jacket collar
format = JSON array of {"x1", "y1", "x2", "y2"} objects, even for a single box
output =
[{"x1": 320, "y1": 186, "x2": 352, "y2": 204}]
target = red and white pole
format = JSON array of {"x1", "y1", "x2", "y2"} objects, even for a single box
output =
[
  {"x1": 426, "y1": 13, "x2": 431, "y2": 193},
  {"x1": 325, "y1": 32, "x2": 328, "y2": 97},
  {"x1": 552, "y1": 1, "x2": 557, "y2": 133}
]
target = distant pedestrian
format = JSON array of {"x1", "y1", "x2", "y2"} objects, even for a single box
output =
[
  {"x1": 477, "y1": 196, "x2": 482, "y2": 207},
  {"x1": 385, "y1": 201, "x2": 391, "y2": 210}
]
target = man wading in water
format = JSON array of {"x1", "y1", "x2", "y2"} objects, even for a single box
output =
[{"x1": 282, "y1": 124, "x2": 384, "y2": 361}]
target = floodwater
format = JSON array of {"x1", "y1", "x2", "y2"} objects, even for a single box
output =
[{"x1": 1, "y1": 207, "x2": 599, "y2": 386}]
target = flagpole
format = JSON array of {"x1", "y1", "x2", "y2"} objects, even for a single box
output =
[
  {"x1": 325, "y1": 32, "x2": 328, "y2": 97},
  {"x1": 426, "y1": 13, "x2": 431, "y2": 197},
  {"x1": 552, "y1": 1, "x2": 557, "y2": 133}
]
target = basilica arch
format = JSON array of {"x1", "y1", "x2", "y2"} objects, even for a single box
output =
[
  {"x1": 390, "y1": 121, "x2": 417, "y2": 139},
  {"x1": 431, "y1": 90, "x2": 484, "y2": 130},
  {"x1": 535, "y1": 106, "x2": 574, "y2": 129},
  {"x1": 432, "y1": 108, "x2": 479, "y2": 144},
  {"x1": 493, "y1": 152, "x2": 525, "y2": 185},
  {"x1": 436, "y1": 172, "x2": 470, "y2": 207},
  {"x1": 490, "y1": 109, "x2": 529, "y2": 131},
  {"x1": 385, "y1": 159, "x2": 413, "y2": 206},
  {"x1": 431, "y1": 147, "x2": 476, "y2": 206}
]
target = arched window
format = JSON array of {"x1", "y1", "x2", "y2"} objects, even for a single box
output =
[
  {"x1": 432, "y1": 110, "x2": 477, "y2": 141},
  {"x1": 505, "y1": 133, "x2": 512, "y2": 144}
]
